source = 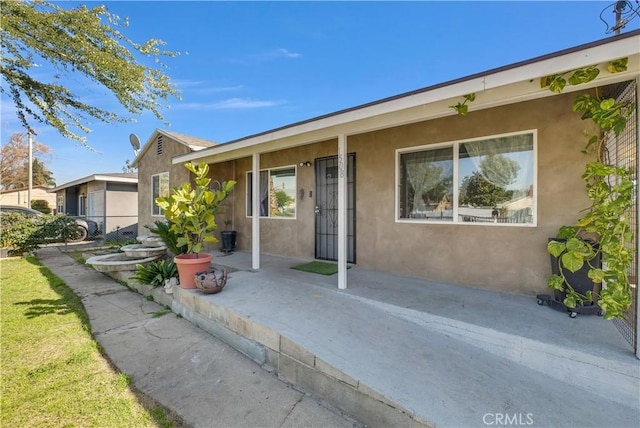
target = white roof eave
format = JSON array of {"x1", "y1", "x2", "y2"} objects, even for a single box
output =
[
  {"x1": 50, "y1": 175, "x2": 138, "y2": 192},
  {"x1": 175, "y1": 33, "x2": 640, "y2": 165}
]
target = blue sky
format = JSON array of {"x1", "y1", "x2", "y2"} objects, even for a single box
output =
[{"x1": 1, "y1": 0, "x2": 638, "y2": 185}]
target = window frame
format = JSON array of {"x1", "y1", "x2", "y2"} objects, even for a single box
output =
[
  {"x1": 395, "y1": 129, "x2": 537, "y2": 227},
  {"x1": 151, "y1": 172, "x2": 170, "y2": 217},
  {"x1": 246, "y1": 165, "x2": 298, "y2": 220}
]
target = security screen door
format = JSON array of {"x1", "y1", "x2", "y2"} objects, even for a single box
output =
[{"x1": 314, "y1": 154, "x2": 355, "y2": 263}]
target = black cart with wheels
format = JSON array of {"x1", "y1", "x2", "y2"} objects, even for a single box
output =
[{"x1": 536, "y1": 293, "x2": 603, "y2": 318}]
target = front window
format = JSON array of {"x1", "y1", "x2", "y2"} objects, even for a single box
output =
[
  {"x1": 152, "y1": 172, "x2": 170, "y2": 216},
  {"x1": 57, "y1": 195, "x2": 64, "y2": 214},
  {"x1": 397, "y1": 131, "x2": 535, "y2": 225},
  {"x1": 399, "y1": 147, "x2": 454, "y2": 221},
  {"x1": 247, "y1": 166, "x2": 297, "y2": 218}
]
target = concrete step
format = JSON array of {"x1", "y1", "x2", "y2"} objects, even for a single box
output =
[
  {"x1": 134, "y1": 270, "x2": 640, "y2": 428},
  {"x1": 344, "y1": 293, "x2": 640, "y2": 410}
]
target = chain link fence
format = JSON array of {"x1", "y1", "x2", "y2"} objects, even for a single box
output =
[{"x1": 85, "y1": 215, "x2": 138, "y2": 243}]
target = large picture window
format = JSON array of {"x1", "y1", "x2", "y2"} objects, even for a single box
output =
[
  {"x1": 247, "y1": 166, "x2": 297, "y2": 218},
  {"x1": 397, "y1": 131, "x2": 535, "y2": 225},
  {"x1": 152, "y1": 172, "x2": 169, "y2": 216}
]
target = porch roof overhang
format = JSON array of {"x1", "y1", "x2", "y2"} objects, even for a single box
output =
[
  {"x1": 49, "y1": 174, "x2": 138, "y2": 192},
  {"x1": 174, "y1": 30, "x2": 640, "y2": 166}
]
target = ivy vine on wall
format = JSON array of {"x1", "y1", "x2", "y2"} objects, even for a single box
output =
[{"x1": 449, "y1": 58, "x2": 636, "y2": 319}]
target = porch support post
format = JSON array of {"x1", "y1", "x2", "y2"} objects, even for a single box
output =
[
  {"x1": 337, "y1": 134, "x2": 347, "y2": 290},
  {"x1": 252, "y1": 153, "x2": 260, "y2": 270}
]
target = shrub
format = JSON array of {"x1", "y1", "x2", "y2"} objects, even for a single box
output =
[
  {"x1": 0, "y1": 213, "x2": 84, "y2": 256},
  {"x1": 31, "y1": 200, "x2": 52, "y2": 214},
  {"x1": 1, "y1": 212, "x2": 44, "y2": 255},
  {"x1": 129, "y1": 259, "x2": 178, "y2": 287}
]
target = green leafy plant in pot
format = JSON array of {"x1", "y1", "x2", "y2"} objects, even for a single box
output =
[
  {"x1": 541, "y1": 61, "x2": 635, "y2": 320},
  {"x1": 145, "y1": 220, "x2": 187, "y2": 256},
  {"x1": 156, "y1": 162, "x2": 236, "y2": 288}
]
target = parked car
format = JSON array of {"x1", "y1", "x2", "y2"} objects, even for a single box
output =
[{"x1": 0, "y1": 205, "x2": 100, "y2": 242}]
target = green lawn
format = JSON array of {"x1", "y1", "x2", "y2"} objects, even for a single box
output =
[{"x1": 0, "y1": 257, "x2": 183, "y2": 428}]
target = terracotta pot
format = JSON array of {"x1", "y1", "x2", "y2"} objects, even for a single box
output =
[{"x1": 174, "y1": 253, "x2": 213, "y2": 289}]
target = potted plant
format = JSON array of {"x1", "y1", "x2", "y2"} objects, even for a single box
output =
[
  {"x1": 539, "y1": 62, "x2": 635, "y2": 320},
  {"x1": 220, "y1": 219, "x2": 237, "y2": 253},
  {"x1": 156, "y1": 162, "x2": 236, "y2": 289},
  {"x1": 145, "y1": 220, "x2": 187, "y2": 257},
  {"x1": 542, "y1": 226, "x2": 603, "y2": 317}
]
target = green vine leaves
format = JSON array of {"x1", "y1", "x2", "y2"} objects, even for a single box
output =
[
  {"x1": 449, "y1": 93, "x2": 476, "y2": 115},
  {"x1": 543, "y1": 57, "x2": 636, "y2": 320},
  {"x1": 448, "y1": 56, "x2": 636, "y2": 319},
  {"x1": 540, "y1": 59, "x2": 628, "y2": 94}
]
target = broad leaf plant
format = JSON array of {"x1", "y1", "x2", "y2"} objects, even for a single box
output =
[
  {"x1": 543, "y1": 59, "x2": 635, "y2": 319},
  {"x1": 156, "y1": 162, "x2": 236, "y2": 256}
]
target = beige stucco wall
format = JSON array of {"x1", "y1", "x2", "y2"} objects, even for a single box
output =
[
  {"x1": 105, "y1": 187, "x2": 138, "y2": 235},
  {"x1": 137, "y1": 135, "x2": 197, "y2": 235},
  {"x1": 209, "y1": 92, "x2": 595, "y2": 295},
  {"x1": 86, "y1": 182, "x2": 105, "y2": 195},
  {"x1": 348, "y1": 93, "x2": 592, "y2": 294},
  {"x1": 0, "y1": 188, "x2": 56, "y2": 211},
  {"x1": 210, "y1": 142, "x2": 338, "y2": 259}
]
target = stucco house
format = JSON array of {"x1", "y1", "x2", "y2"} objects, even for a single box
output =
[
  {"x1": 0, "y1": 185, "x2": 57, "y2": 211},
  {"x1": 50, "y1": 173, "x2": 138, "y2": 240},
  {"x1": 134, "y1": 32, "x2": 638, "y2": 301},
  {"x1": 131, "y1": 129, "x2": 217, "y2": 235}
]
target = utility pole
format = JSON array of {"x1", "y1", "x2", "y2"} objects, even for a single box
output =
[{"x1": 27, "y1": 131, "x2": 32, "y2": 209}]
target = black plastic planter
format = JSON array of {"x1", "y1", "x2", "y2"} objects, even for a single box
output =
[
  {"x1": 537, "y1": 238, "x2": 603, "y2": 318},
  {"x1": 221, "y1": 230, "x2": 237, "y2": 253}
]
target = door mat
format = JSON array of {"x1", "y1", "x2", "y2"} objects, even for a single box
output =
[{"x1": 290, "y1": 261, "x2": 350, "y2": 275}]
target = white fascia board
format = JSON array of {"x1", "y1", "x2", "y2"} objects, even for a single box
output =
[
  {"x1": 51, "y1": 175, "x2": 138, "y2": 191},
  {"x1": 91, "y1": 175, "x2": 138, "y2": 184},
  {"x1": 50, "y1": 175, "x2": 100, "y2": 191},
  {"x1": 175, "y1": 35, "x2": 640, "y2": 166}
]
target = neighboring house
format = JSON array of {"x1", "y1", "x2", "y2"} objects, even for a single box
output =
[
  {"x1": 0, "y1": 186, "x2": 57, "y2": 211},
  {"x1": 135, "y1": 31, "x2": 639, "y2": 298},
  {"x1": 50, "y1": 173, "x2": 138, "y2": 240},
  {"x1": 131, "y1": 129, "x2": 217, "y2": 235}
]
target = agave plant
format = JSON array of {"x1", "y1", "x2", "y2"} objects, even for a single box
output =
[{"x1": 130, "y1": 258, "x2": 178, "y2": 288}]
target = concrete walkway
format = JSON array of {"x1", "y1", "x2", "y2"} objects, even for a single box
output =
[
  {"x1": 35, "y1": 246, "x2": 360, "y2": 428},
  {"x1": 36, "y1": 245, "x2": 640, "y2": 428}
]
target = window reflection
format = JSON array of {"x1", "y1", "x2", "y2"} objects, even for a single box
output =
[
  {"x1": 397, "y1": 131, "x2": 535, "y2": 225},
  {"x1": 247, "y1": 167, "x2": 297, "y2": 218}
]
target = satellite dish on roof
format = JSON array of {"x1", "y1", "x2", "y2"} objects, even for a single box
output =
[{"x1": 129, "y1": 133, "x2": 140, "y2": 155}]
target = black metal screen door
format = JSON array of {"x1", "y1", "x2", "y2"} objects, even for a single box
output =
[{"x1": 314, "y1": 154, "x2": 355, "y2": 263}]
